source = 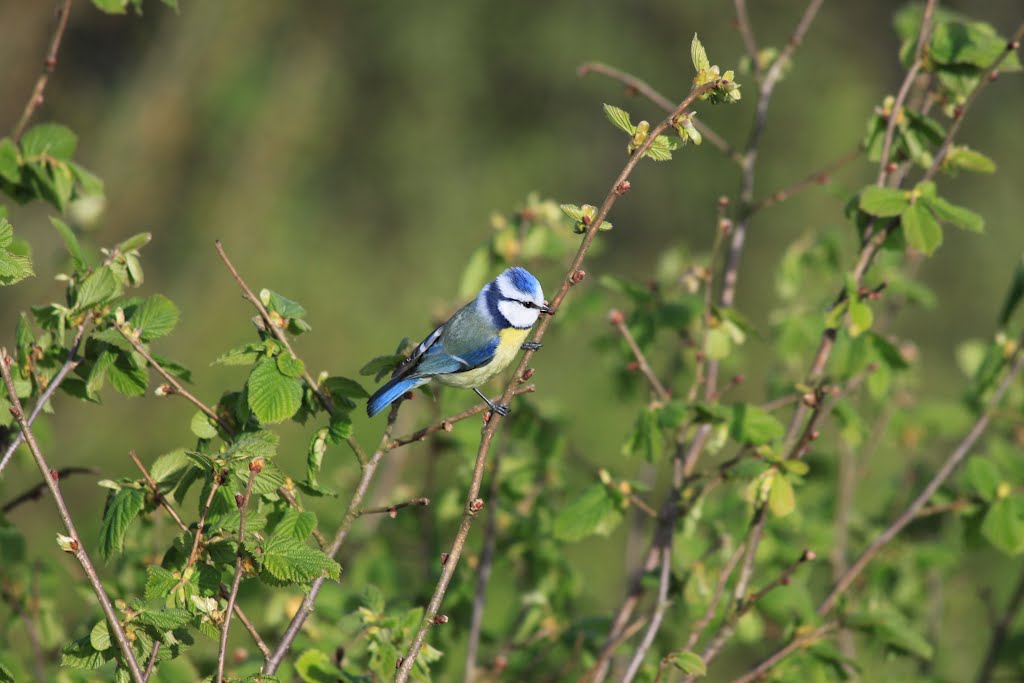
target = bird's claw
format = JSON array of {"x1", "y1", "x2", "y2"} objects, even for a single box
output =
[
  {"x1": 491, "y1": 402, "x2": 511, "y2": 417},
  {"x1": 521, "y1": 341, "x2": 542, "y2": 351}
]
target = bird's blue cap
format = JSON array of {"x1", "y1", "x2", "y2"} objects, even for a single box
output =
[{"x1": 503, "y1": 267, "x2": 543, "y2": 299}]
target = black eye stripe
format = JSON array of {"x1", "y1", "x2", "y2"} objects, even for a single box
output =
[{"x1": 500, "y1": 296, "x2": 535, "y2": 308}]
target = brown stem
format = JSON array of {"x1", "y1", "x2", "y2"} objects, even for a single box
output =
[
  {"x1": 611, "y1": 311, "x2": 670, "y2": 401},
  {"x1": 1, "y1": 466, "x2": 98, "y2": 513},
  {"x1": 751, "y1": 146, "x2": 862, "y2": 212},
  {"x1": 12, "y1": 0, "x2": 73, "y2": 140},
  {"x1": 358, "y1": 496, "x2": 430, "y2": 516},
  {"x1": 173, "y1": 474, "x2": 222, "y2": 593},
  {"x1": 129, "y1": 450, "x2": 188, "y2": 532},
  {"x1": 974, "y1": 562, "x2": 1024, "y2": 683},
  {"x1": 141, "y1": 642, "x2": 160, "y2": 683},
  {"x1": 395, "y1": 78, "x2": 723, "y2": 683},
  {"x1": 723, "y1": 623, "x2": 837, "y2": 683},
  {"x1": 387, "y1": 385, "x2": 536, "y2": 449},
  {"x1": 217, "y1": 463, "x2": 258, "y2": 683},
  {"x1": 1, "y1": 349, "x2": 145, "y2": 683}
]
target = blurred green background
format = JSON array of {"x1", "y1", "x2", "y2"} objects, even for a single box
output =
[{"x1": 1, "y1": 0, "x2": 1023, "y2": 679}]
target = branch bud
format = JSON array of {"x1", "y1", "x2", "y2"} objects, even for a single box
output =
[
  {"x1": 570, "y1": 269, "x2": 587, "y2": 284},
  {"x1": 432, "y1": 614, "x2": 449, "y2": 625},
  {"x1": 469, "y1": 498, "x2": 485, "y2": 512},
  {"x1": 607, "y1": 309, "x2": 625, "y2": 326},
  {"x1": 615, "y1": 180, "x2": 631, "y2": 195},
  {"x1": 56, "y1": 533, "x2": 78, "y2": 553},
  {"x1": 249, "y1": 457, "x2": 265, "y2": 473}
]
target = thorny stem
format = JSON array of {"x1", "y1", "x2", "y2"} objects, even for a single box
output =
[
  {"x1": 387, "y1": 385, "x2": 536, "y2": 449},
  {"x1": 1, "y1": 349, "x2": 145, "y2": 683},
  {"x1": 216, "y1": 464, "x2": 258, "y2": 683},
  {"x1": 396, "y1": 75, "x2": 724, "y2": 683},
  {"x1": 0, "y1": 316, "x2": 93, "y2": 476},
  {"x1": 12, "y1": 0, "x2": 73, "y2": 141},
  {"x1": 263, "y1": 405, "x2": 401, "y2": 674}
]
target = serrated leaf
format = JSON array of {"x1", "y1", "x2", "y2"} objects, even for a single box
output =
[
  {"x1": 21, "y1": 123, "x2": 77, "y2": 160},
  {"x1": 944, "y1": 145, "x2": 996, "y2": 174},
  {"x1": 62, "y1": 636, "x2": 111, "y2": 670},
  {"x1": 276, "y1": 353, "x2": 305, "y2": 378},
  {"x1": 261, "y1": 289, "x2": 307, "y2": 319},
  {"x1": 275, "y1": 510, "x2": 318, "y2": 541},
  {"x1": 295, "y1": 648, "x2": 346, "y2": 683},
  {"x1": 729, "y1": 403, "x2": 784, "y2": 445},
  {"x1": 258, "y1": 535, "x2": 340, "y2": 583},
  {"x1": 107, "y1": 352, "x2": 148, "y2": 397},
  {"x1": 323, "y1": 375, "x2": 369, "y2": 403},
  {"x1": 213, "y1": 342, "x2": 265, "y2": 366},
  {"x1": 135, "y1": 608, "x2": 191, "y2": 630},
  {"x1": 859, "y1": 186, "x2": 908, "y2": 217},
  {"x1": 603, "y1": 104, "x2": 634, "y2": 134},
  {"x1": 559, "y1": 204, "x2": 584, "y2": 221},
  {"x1": 920, "y1": 194, "x2": 984, "y2": 233},
  {"x1": 117, "y1": 232, "x2": 151, "y2": 252},
  {"x1": 359, "y1": 353, "x2": 405, "y2": 379},
  {"x1": 848, "y1": 299, "x2": 874, "y2": 337},
  {"x1": 75, "y1": 266, "x2": 121, "y2": 310},
  {"x1": 50, "y1": 217, "x2": 87, "y2": 270},
  {"x1": 672, "y1": 651, "x2": 707, "y2": 676},
  {"x1": 0, "y1": 219, "x2": 34, "y2": 286},
  {"x1": 327, "y1": 412, "x2": 353, "y2": 444},
  {"x1": 691, "y1": 34, "x2": 711, "y2": 72},
  {"x1": 247, "y1": 358, "x2": 303, "y2": 423},
  {"x1": 145, "y1": 566, "x2": 179, "y2": 601},
  {"x1": 98, "y1": 487, "x2": 145, "y2": 560},
  {"x1": 981, "y1": 497, "x2": 1024, "y2": 555},
  {"x1": 768, "y1": 472, "x2": 796, "y2": 517},
  {"x1": 190, "y1": 411, "x2": 219, "y2": 439},
  {"x1": 224, "y1": 430, "x2": 279, "y2": 461},
  {"x1": 130, "y1": 294, "x2": 179, "y2": 341},
  {"x1": 0, "y1": 137, "x2": 19, "y2": 183},
  {"x1": 89, "y1": 620, "x2": 112, "y2": 651},
  {"x1": 901, "y1": 202, "x2": 943, "y2": 256},
  {"x1": 622, "y1": 407, "x2": 663, "y2": 462},
  {"x1": 149, "y1": 448, "x2": 191, "y2": 486},
  {"x1": 553, "y1": 483, "x2": 623, "y2": 541}
]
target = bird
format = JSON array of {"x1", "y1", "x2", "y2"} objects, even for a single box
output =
[{"x1": 366, "y1": 267, "x2": 551, "y2": 418}]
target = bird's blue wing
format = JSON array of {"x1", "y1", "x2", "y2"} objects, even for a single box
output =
[{"x1": 415, "y1": 336, "x2": 499, "y2": 376}]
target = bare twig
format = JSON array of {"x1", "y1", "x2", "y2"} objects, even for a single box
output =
[
  {"x1": 129, "y1": 450, "x2": 188, "y2": 532},
  {"x1": 263, "y1": 405, "x2": 402, "y2": 674},
  {"x1": 217, "y1": 462, "x2": 259, "y2": 683},
  {"x1": 223, "y1": 590, "x2": 271, "y2": 659},
  {"x1": 0, "y1": 316, "x2": 92, "y2": 476},
  {"x1": 974, "y1": 562, "x2": 1024, "y2": 683},
  {"x1": 395, "y1": 77, "x2": 724, "y2": 683},
  {"x1": 818, "y1": 334, "x2": 1024, "y2": 616},
  {"x1": 1, "y1": 466, "x2": 98, "y2": 513},
  {"x1": 610, "y1": 310, "x2": 670, "y2": 401},
  {"x1": 733, "y1": 0, "x2": 762, "y2": 81},
  {"x1": 576, "y1": 61, "x2": 741, "y2": 163},
  {"x1": 142, "y1": 642, "x2": 160, "y2": 683},
  {"x1": 174, "y1": 474, "x2": 222, "y2": 593},
  {"x1": 357, "y1": 496, "x2": 430, "y2": 517},
  {"x1": 876, "y1": 0, "x2": 938, "y2": 186},
  {"x1": 751, "y1": 146, "x2": 861, "y2": 212},
  {"x1": 387, "y1": 384, "x2": 536, "y2": 449},
  {"x1": 724, "y1": 623, "x2": 838, "y2": 683},
  {"x1": 1, "y1": 349, "x2": 145, "y2": 683},
  {"x1": 683, "y1": 542, "x2": 746, "y2": 652},
  {"x1": 620, "y1": 540, "x2": 673, "y2": 682},
  {"x1": 12, "y1": 0, "x2": 73, "y2": 140}
]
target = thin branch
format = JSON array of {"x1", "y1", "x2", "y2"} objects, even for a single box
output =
[
  {"x1": 876, "y1": 0, "x2": 937, "y2": 186},
  {"x1": 214, "y1": 241, "x2": 369, "y2": 466},
  {"x1": 395, "y1": 77, "x2": 724, "y2": 683},
  {"x1": 141, "y1": 642, "x2": 160, "y2": 683},
  {"x1": 222, "y1": 588, "x2": 271, "y2": 659},
  {"x1": 1, "y1": 349, "x2": 145, "y2": 683},
  {"x1": 610, "y1": 310, "x2": 670, "y2": 401},
  {"x1": 130, "y1": 450, "x2": 188, "y2": 532},
  {"x1": 217, "y1": 462, "x2": 259, "y2": 683},
  {"x1": 733, "y1": 0, "x2": 762, "y2": 81},
  {"x1": 357, "y1": 496, "x2": 430, "y2": 517},
  {"x1": 576, "y1": 61, "x2": 741, "y2": 163},
  {"x1": 12, "y1": 0, "x2": 73, "y2": 140},
  {"x1": 974, "y1": 562, "x2": 1024, "y2": 683},
  {"x1": 620, "y1": 542, "x2": 673, "y2": 683},
  {"x1": 0, "y1": 316, "x2": 92, "y2": 476},
  {"x1": 117, "y1": 324, "x2": 232, "y2": 434},
  {"x1": 724, "y1": 623, "x2": 838, "y2": 683},
  {"x1": 387, "y1": 385, "x2": 536, "y2": 449},
  {"x1": 818, "y1": 333, "x2": 1024, "y2": 616},
  {"x1": 751, "y1": 146, "x2": 861, "y2": 212},
  {"x1": 684, "y1": 542, "x2": 746, "y2": 651},
  {"x1": 263, "y1": 405, "x2": 402, "y2": 674},
  {"x1": 1, "y1": 466, "x2": 98, "y2": 513},
  {"x1": 173, "y1": 473, "x2": 222, "y2": 593}
]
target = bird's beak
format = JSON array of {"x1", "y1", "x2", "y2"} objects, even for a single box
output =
[{"x1": 539, "y1": 301, "x2": 554, "y2": 315}]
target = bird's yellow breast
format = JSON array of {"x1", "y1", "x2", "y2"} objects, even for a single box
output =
[{"x1": 436, "y1": 328, "x2": 529, "y2": 389}]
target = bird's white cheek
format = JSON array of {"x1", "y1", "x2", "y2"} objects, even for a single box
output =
[{"x1": 498, "y1": 300, "x2": 539, "y2": 329}]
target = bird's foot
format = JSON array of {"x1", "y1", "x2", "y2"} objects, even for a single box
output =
[
  {"x1": 491, "y1": 402, "x2": 511, "y2": 417},
  {"x1": 521, "y1": 341, "x2": 542, "y2": 351}
]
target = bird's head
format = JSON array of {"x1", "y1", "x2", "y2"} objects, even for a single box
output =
[{"x1": 485, "y1": 267, "x2": 551, "y2": 329}]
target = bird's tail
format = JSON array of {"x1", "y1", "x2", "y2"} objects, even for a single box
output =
[{"x1": 366, "y1": 375, "x2": 428, "y2": 417}]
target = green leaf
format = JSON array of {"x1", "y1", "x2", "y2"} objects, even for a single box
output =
[
  {"x1": 130, "y1": 294, "x2": 180, "y2": 341},
  {"x1": 459, "y1": 245, "x2": 492, "y2": 300},
  {"x1": 359, "y1": 353, "x2": 405, "y2": 379},
  {"x1": 149, "y1": 448, "x2": 191, "y2": 487},
  {"x1": 729, "y1": 403, "x2": 784, "y2": 446},
  {"x1": 553, "y1": 483, "x2": 623, "y2": 541},
  {"x1": 91, "y1": 0, "x2": 129, "y2": 13},
  {"x1": 920, "y1": 194, "x2": 984, "y2": 233},
  {"x1": 20, "y1": 123, "x2": 77, "y2": 161},
  {"x1": 257, "y1": 534, "x2": 341, "y2": 583},
  {"x1": 107, "y1": 352, "x2": 148, "y2": 397},
  {"x1": 981, "y1": 497, "x2": 1024, "y2": 555},
  {"x1": 135, "y1": 608, "x2": 191, "y2": 630},
  {"x1": 327, "y1": 412, "x2": 353, "y2": 444},
  {"x1": 307, "y1": 428, "x2": 328, "y2": 490},
  {"x1": 214, "y1": 342, "x2": 266, "y2": 366},
  {"x1": 943, "y1": 145, "x2": 996, "y2": 174},
  {"x1": 768, "y1": 472, "x2": 796, "y2": 517},
  {"x1": 62, "y1": 636, "x2": 111, "y2": 670},
  {"x1": 260, "y1": 288, "x2": 307, "y2": 319},
  {"x1": 75, "y1": 266, "x2": 122, "y2": 311},
  {"x1": 603, "y1": 104, "x2": 635, "y2": 134},
  {"x1": 247, "y1": 358, "x2": 303, "y2": 423},
  {"x1": 50, "y1": 217, "x2": 87, "y2": 270},
  {"x1": 190, "y1": 411, "x2": 219, "y2": 439},
  {"x1": 622, "y1": 407, "x2": 663, "y2": 462},
  {"x1": 0, "y1": 659, "x2": 14, "y2": 683},
  {"x1": 859, "y1": 186, "x2": 908, "y2": 217},
  {"x1": 295, "y1": 648, "x2": 346, "y2": 683},
  {"x1": 275, "y1": 509, "x2": 318, "y2": 541},
  {"x1": 559, "y1": 204, "x2": 584, "y2": 221},
  {"x1": 224, "y1": 430, "x2": 279, "y2": 461},
  {"x1": 704, "y1": 326, "x2": 732, "y2": 360},
  {"x1": 0, "y1": 137, "x2": 19, "y2": 183},
  {"x1": 848, "y1": 299, "x2": 874, "y2": 337},
  {"x1": 276, "y1": 353, "x2": 305, "y2": 378},
  {"x1": 901, "y1": 202, "x2": 943, "y2": 256},
  {"x1": 691, "y1": 34, "x2": 711, "y2": 72},
  {"x1": 998, "y1": 256, "x2": 1024, "y2": 327},
  {"x1": 145, "y1": 566, "x2": 179, "y2": 601},
  {"x1": 672, "y1": 651, "x2": 707, "y2": 676},
  {"x1": 98, "y1": 487, "x2": 145, "y2": 560},
  {"x1": 324, "y1": 376, "x2": 369, "y2": 409},
  {"x1": 965, "y1": 458, "x2": 1001, "y2": 502}
]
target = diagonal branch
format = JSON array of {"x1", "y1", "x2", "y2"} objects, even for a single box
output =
[
  {"x1": 1, "y1": 349, "x2": 145, "y2": 683},
  {"x1": 12, "y1": 0, "x2": 73, "y2": 140}
]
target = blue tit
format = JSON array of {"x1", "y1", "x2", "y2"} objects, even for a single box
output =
[{"x1": 366, "y1": 267, "x2": 551, "y2": 418}]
